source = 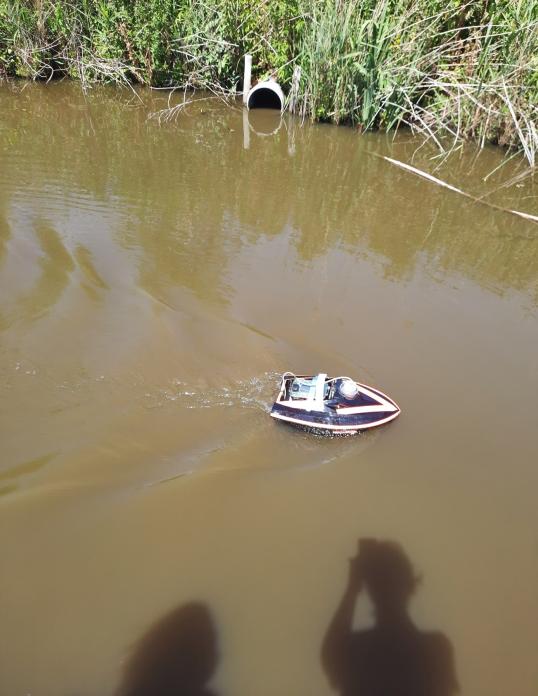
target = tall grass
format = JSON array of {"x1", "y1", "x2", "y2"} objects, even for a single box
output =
[
  {"x1": 0, "y1": 0, "x2": 536, "y2": 164},
  {"x1": 296, "y1": 0, "x2": 538, "y2": 164}
]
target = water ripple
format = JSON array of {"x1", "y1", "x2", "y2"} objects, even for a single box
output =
[{"x1": 142, "y1": 371, "x2": 281, "y2": 412}]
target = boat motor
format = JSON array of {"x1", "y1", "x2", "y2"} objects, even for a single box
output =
[{"x1": 339, "y1": 379, "x2": 359, "y2": 399}]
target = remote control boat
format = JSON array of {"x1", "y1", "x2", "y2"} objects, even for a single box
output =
[{"x1": 270, "y1": 373, "x2": 401, "y2": 435}]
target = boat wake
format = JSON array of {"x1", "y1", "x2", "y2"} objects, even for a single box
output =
[{"x1": 142, "y1": 371, "x2": 281, "y2": 413}]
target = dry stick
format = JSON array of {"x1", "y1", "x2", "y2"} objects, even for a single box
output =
[{"x1": 374, "y1": 154, "x2": 538, "y2": 225}]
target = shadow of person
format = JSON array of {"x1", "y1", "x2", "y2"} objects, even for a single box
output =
[
  {"x1": 322, "y1": 539, "x2": 458, "y2": 696},
  {"x1": 116, "y1": 602, "x2": 219, "y2": 696}
]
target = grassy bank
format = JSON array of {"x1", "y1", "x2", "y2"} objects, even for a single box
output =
[{"x1": 1, "y1": 0, "x2": 537, "y2": 163}]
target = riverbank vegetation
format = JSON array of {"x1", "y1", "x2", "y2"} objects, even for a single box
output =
[{"x1": 1, "y1": 0, "x2": 537, "y2": 164}]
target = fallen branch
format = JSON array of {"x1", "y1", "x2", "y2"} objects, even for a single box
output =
[{"x1": 377, "y1": 155, "x2": 538, "y2": 225}]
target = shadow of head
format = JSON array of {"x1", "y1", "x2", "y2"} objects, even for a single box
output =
[
  {"x1": 358, "y1": 538, "x2": 421, "y2": 618},
  {"x1": 116, "y1": 602, "x2": 218, "y2": 696}
]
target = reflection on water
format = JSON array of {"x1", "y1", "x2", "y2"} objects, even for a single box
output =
[
  {"x1": 0, "y1": 213, "x2": 10, "y2": 265},
  {"x1": 17, "y1": 221, "x2": 75, "y2": 324},
  {"x1": 0, "y1": 83, "x2": 536, "y2": 315},
  {"x1": 75, "y1": 243, "x2": 110, "y2": 297},
  {"x1": 0, "y1": 452, "x2": 56, "y2": 497},
  {"x1": 322, "y1": 539, "x2": 458, "y2": 696},
  {"x1": 0, "y1": 83, "x2": 537, "y2": 696}
]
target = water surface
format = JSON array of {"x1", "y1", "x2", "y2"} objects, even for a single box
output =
[{"x1": 0, "y1": 82, "x2": 537, "y2": 696}]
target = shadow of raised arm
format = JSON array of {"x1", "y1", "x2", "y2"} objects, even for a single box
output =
[
  {"x1": 321, "y1": 553, "x2": 363, "y2": 691},
  {"x1": 321, "y1": 539, "x2": 459, "y2": 696}
]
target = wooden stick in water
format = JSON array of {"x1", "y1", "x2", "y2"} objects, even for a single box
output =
[{"x1": 379, "y1": 155, "x2": 538, "y2": 225}]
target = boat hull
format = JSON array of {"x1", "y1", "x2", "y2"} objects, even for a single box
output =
[
  {"x1": 270, "y1": 402, "x2": 400, "y2": 433},
  {"x1": 270, "y1": 375, "x2": 401, "y2": 435}
]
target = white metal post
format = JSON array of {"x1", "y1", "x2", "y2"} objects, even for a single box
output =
[{"x1": 243, "y1": 54, "x2": 252, "y2": 105}]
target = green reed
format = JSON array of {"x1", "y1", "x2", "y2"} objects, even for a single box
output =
[{"x1": 0, "y1": 0, "x2": 536, "y2": 163}]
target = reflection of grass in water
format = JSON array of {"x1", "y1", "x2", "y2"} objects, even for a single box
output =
[
  {"x1": 1, "y1": 84, "x2": 536, "y2": 307},
  {"x1": 0, "y1": 452, "x2": 56, "y2": 497},
  {"x1": 18, "y1": 223, "x2": 74, "y2": 322},
  {"x1": 74, "y1": 244, "x2": 109, "y2": 300},
  {"x1": 0, "y1": 217, "x2": 11, "y2": 329},
  {"x1": 0, "y1": 215, "x2": 10, "y2": 268}
]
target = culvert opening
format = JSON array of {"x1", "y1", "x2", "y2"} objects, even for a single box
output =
[{"x1": 247, "y1": 87, "x2": 283, "y2": 110}]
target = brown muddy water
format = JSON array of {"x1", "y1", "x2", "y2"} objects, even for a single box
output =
[{"x1": 0, "y1": 82, "x2": 537, "y2": 696}]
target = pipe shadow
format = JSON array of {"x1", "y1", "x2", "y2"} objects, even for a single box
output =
[
  {"x1": 116, "y1": 602, "x2": 219, "y2": 696},
  {"x1": 322, "y1": 538, "x2": 458, "y2": 696}
]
